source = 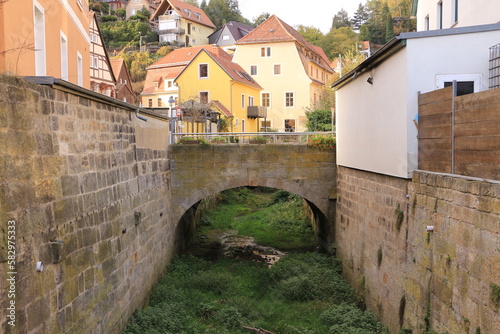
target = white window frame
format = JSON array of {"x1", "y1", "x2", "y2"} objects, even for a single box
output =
[
  {"x1": 250, "y1": 65, "x2": 257, "y2": 76},
  {"x1": 77, "y1": 51, "x2": 83, "y2": 86},
  {"x1": 451, "y1": 0, "x2": 458, "y2": 25},
  {"x1": 425, "y1": 15, "x2": 430, "y2": 31},
  {"x1": 199, "y1": 91, "x2": 209, "y2": 104},
  {"x1": 222, "y1": 35, "x2": 230, "y2": 40},
  {"x1": 274, "y1": 64, "x2": 281, "y2": 75},
  {"x1": 248, "y1": 96, "x2": 254, "y2": 107},
  {"x1": 261, "y1": 47, "x2": 271, "y2": 57},
  {"x1": 436, "y1": 74, "x2": 482, "y2": 93},
  {"x1": 60, "y1": 31, "x2": 68, "y2": 80},
  {"x1": 261, "y1": 92, "x2": 271, "y2": 107},
  {"x1": 285, "y1": 92, "x2": 294, "y2": 108},
  {"x1": 437, "y1": 1, "x2": 443, "y2": 29},
  {"x1": 199, "y1": 63, "x2": 208, "y2": 79},
  {"x1": 34, "y1": 1, "x2": 46, "y2": 76}
]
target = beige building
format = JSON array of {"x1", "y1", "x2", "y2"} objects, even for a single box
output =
[
  {"x1": 233, "y1": 15, "x2": 333, "y2": 132},
  {"x1": 412, "y1": 0, "x2": 500, "y2": 31},
  {"x1": 125, "y1": 0, "x2": 158, "y2": 19},
  {"x1": 0, "y1": 0, "x2": 90, "y2": 88},
  {"x1": 89, "y1": 12, "x2": 116, "y2": 97},
  {"x1": 151, "y1": 0, "x2": 215, "y2": 47}
]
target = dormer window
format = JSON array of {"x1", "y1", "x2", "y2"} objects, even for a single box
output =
[{"x1": 195, "y1": 13, "x2": 201, "y2": 20}]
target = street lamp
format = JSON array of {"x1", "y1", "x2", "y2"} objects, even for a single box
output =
[{"x1": 168, "y1": 96, "x2": 176, "y2": 144}]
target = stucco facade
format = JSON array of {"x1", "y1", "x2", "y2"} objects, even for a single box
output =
[
  {"x1": 175, "y1": 47, "x2": 262, "y2": 133},
  {"x1": 413, "y1": 0, "x2": 500, "y2": 31},
  {"x1": 0, "y1": 0, "x2": 90, "y2": 88},
  {"x1": 233, "y1": 15, "x2": 333, "y2": 132},
  {"x1": 334, "y1": 25, "x2": 500, "y2": 179}
]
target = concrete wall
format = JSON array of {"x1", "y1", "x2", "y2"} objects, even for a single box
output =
[
  {"x1": 336, "y1": 166, "x2": 499, "y2": 333},
  {"x1": 0, "y1": 75, "x2": 175, "y2": 334}
]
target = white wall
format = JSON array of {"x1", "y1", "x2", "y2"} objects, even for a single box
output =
[
  {"x1": 336, "y1": 48, "x2": 412, "y2": 179},
  {"x1": 336, "y1": 27, "x2": 499, "y2": 179},
  {"x1": 416, "y1": 0, "x2": 500, "y2": 31}
]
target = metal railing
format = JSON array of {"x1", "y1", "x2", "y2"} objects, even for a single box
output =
[{"x1": 171, "y1": 132, "x2": 335, "y2": 144}]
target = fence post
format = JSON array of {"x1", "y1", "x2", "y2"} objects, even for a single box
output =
[{"x1": 451, "y1": 80, "x2": 457, "y2": 174}]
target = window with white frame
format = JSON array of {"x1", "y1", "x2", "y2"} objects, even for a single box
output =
[
  {"x1": 285, "y1": 92, "x2": 294, "y2": 107},
  {"x1": 250, "y1": 65, "x2": 257, "y2": 75},
  {"x1": 261, "y1": 92, "x2": 270, "y2": 107},
  {"x1": 34, "y1": 3, "x2": 46, "y2": 76},
  {"x1": 77, "y1": 52, "x2": 83, "y2": 86},
  {"x1": 261, "y1": 47, "x2": 271, "y2": 57},
  {"x1": 200, "y1": 91, "x2": 209, "y2": 104},
  {"x1": 274, "y1": 64, "x2": 281, "y2": 75},
  {"x1": 260, "y1": 120, "x2": 271, "y2": 131},
  {"x1": 222, "y1": 35, "x2": 230, "y2": 40},
  {"x1": 437, "y1": 1, "x2": 443, "y2": 29},
  {"x1": 60, "y1": 32, "x2": 68, "y2": 80},
  {"x1": 437, "y1": 74, "x2": 482, "y2": 96},
  {"x1": 248, "y1": 96, "x2": 254, "y2": 107},
  {"x1": 199, "y1": 63, "x2": 208, "y2": 78}
]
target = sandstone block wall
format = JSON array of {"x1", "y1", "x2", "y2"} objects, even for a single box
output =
[
  {"x1": 0, "y1": 76, "x2": 174, "y2": 334},
  {"x1": 336, "y1": 166, "x2": 499, "y2": 333}
]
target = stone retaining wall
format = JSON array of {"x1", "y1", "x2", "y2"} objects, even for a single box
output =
[
  {"x1": 0, "y1": 76, "x2": 173, "y2": 333},
  {"x1": 336, "y1": 166, "x2": 499, "y2": 333}
]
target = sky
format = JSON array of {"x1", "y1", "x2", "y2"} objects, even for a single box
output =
[{"x1": 238, "y1": 0, "x2": 363, "y2": 34}]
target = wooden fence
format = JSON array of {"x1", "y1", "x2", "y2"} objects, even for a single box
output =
[{"x1": 418, "y1": 86, "x2": 500, "y2": 180}]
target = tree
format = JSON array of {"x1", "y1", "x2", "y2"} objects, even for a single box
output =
[
  {"x1": 306, "y1": 110, "x2": 333, "y2": 132},
  {"x1": 183, "y1": 0, "x2": 200, "y2": 7},
  {"x1": 204, "y1": 0, "x2": 249, "y2": 28},
  {"x1": 200, "y1": 0, "x2": 207, "y2": 10},
  {"x1": 383, "y1": 3, "x2": 395, "y2": 42},
  {"x1": 318, "y1": 27, "x2": 358, "y2": 60},
  {"x1": 253, "y1": 12, "x2": 270, "y2": 27},
  {"x1": 352, "y1": 3, "x2": 369, "y2": 30},
  {"x1": 116, "y1": 8, "x2": 126, "y2": 20},
  {"x1": 331, "y1": 8, "x2": 351, "y2": 30},
  {"x1": 358, "y1": 24, "x2": 371, "y2": 41},
  {"x1": 296, "y1": 25, "x2": 323, "y2": 45}
]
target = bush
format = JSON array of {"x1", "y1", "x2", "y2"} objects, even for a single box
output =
[
  {"x1": 307, "y1": 134, "x2": 336, "y2": 151},
  {"x1": 321, "y1": 304, "x2": 387, "y2": 334}
]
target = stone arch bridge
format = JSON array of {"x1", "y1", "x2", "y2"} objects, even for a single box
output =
[{"x1": 169, "y1": 144, "x2": 337, "y2": 248}]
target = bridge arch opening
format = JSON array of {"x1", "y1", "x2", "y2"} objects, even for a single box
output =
[{"x1": 173, "y1": 186, "x2": 335, "y2": 254}]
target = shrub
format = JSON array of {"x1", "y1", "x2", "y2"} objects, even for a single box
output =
[
  {"x1": 321, "y1": 303, "x2": 387, "y2": 333},
  {"x1": 307, "y1": 134, "x2": 336, "y2": 151},
  {"x1": 177, "y1": 137, "x2": 209, "y2": 145}
]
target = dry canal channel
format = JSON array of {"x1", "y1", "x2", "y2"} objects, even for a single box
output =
[{"x1": 122, "y1": 187, "x2": 388, "y2": 334}]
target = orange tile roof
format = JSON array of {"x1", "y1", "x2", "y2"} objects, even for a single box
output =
[
  {"x1": 197, "y1": 45, "x2": 263, "y2": 90},
  {"x1": 152, "y1": 0, "x2": 215, "y2": 29},
  {"x1": 209, "y1": 100, "x2": 233, "y2": 117},
  {"x1": 143, "y1": 67, "x2": 182, "y2": 94},
  {"x1": 237, "y1": 15, "x2": 333, "y2": 75},
  {"x1": 147, "y1": 46, "x2": 206, "y2": 68}
]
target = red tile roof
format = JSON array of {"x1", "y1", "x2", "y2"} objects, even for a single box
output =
[
  {"x1": 237, "y1": 15, "x2": 333, "y2": 75},
  {"x1": 209, "y1": 100, "x2": 233, "y2": 117},
  {"x1": 152, "y1": 0, "x2": 215, "y2": 29},
  {"x1": 192, "y1": 45, "x2": 263, "y2": 90},
  {"x1": 147, "y1": 46, "x2": 205, "y2": 68}
]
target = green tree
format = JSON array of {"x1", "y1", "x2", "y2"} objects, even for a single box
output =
[
  {"x1": 318, "y1": 27, "x2": 358, "y2": 60},
  {"x1": 383, "y1": 3, "x2": 395, "y2": 42},
  {"x1": 183, "y1": 0, "x2": 200, "y2": 7},
  {"x1": 352, "y1": 3, "x2": 370, "y2": 30},
  {"x1": 297, "y1": 25, "x2": 323, "y2": 45},
  {"x1": 204, "y1": 0, "x2": 249, "y2": 28},
  {"x1": 253, "y1": 12, "x2": 270, "y2": 27},
  {"x1": 116, "y1": 8, "x2": 126, "y2": 20},
  {"x1": 359, "y1": 24, "x2": 371, "y2": 41},
  {"x1": 305, "y1": 110, "x2": 333, "y2": 132},
  {"x1": 331, "y1": 8, "x2": 351, "y2": 29}
]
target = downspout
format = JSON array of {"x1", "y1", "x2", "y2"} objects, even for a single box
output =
[{"x1": 230, "y1": 80, "x2": 235, "y2": 132}]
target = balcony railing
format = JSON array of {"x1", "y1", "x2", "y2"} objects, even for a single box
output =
[
  {"x1": 247, "y1": 106, "x2": 267, "y2": 118},
  {"x1": 171, "y1": 131, "x2": 335, "y2": 144},
  {"x1": 158, "y1": 28, "x2": 185, "y2": 35},
  {"x1": 159, "y1": 14, "x2": 180, "y2": 21}
]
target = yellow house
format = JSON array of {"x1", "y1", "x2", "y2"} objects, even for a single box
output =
[
  {"x1": 233, "y1": 15, "x2": 334, "y2": 132},
  {"x1": 0, "y1": 0, "x2": 90, "y2": 88},
  {"x1": 175, "y1": 45, "x2": 264, "y2": 133},
  {"x1": 151, "y1": 0, "x2": 215, "y2": 47}
]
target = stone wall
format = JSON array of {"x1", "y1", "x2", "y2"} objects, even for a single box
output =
[
  {"x1": 168, "y1": 144, "x2": 337, "y2": 248},
  {"x1": 336, "y1": 166, "x2": 499, "y2": 333},
  {"x1": 0, "y1": 75, "x2": 174, "y2": 334}
]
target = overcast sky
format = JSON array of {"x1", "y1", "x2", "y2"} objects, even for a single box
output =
[{"x1": 238, "y1": 0, "x2": 364, "y2": 34}]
